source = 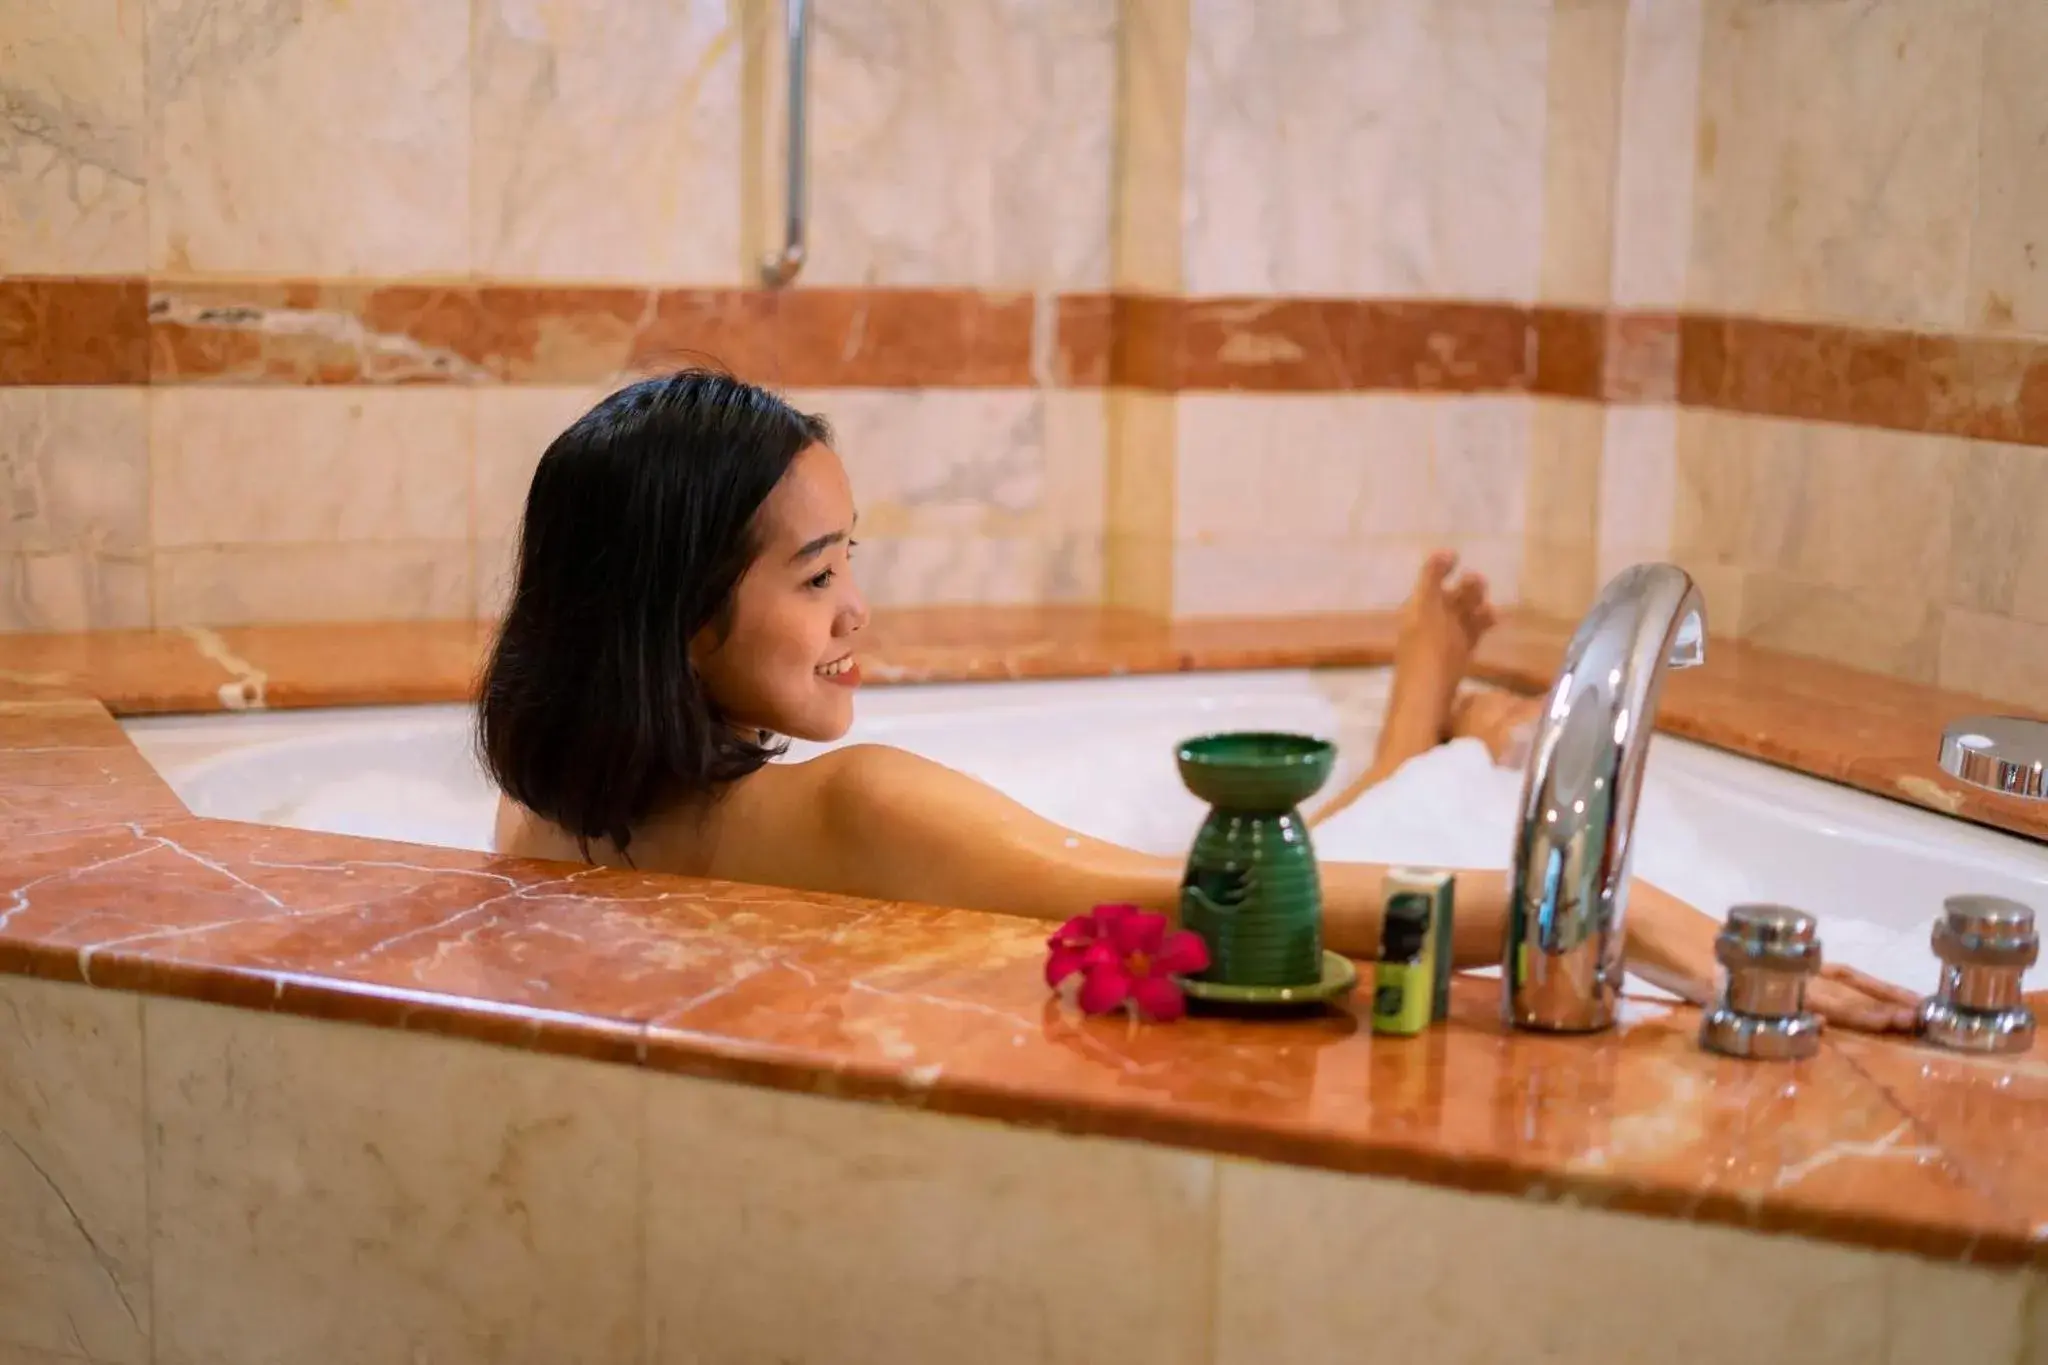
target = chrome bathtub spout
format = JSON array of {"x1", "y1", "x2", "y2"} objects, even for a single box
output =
[{"x1": 1503, "y1": 563, "x2": 1706, "y2": 1033}]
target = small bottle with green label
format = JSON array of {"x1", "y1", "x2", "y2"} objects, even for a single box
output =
[{"x1": 1372, "y1": 895, "x2": 1434, "y2": 1036}]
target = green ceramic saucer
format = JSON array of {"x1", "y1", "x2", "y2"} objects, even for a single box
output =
[{"x1": 1179, "y1": 950, "x2": 1358, "y2": 1011}]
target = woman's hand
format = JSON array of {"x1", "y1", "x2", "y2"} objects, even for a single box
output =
[{"x1": 1624, "y1": 880, "x2": 1921, "y2": 1034}]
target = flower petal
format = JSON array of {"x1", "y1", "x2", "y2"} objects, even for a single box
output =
[
  {"x1": 1109, "y1": 909, "x2": 1170, "y2": 957},
  {"x1": 1090, "y1": 902, "x2": 1140, "y2": 930},
  {"x1": 1045, "y1": 946, "x2": 1089, "y2": 988},
  {"x1": 1152, "y1": 929, "x2": 1211, "y2": 976},
  {"x1": 1048, "y1": 914, "x2": 1098, "y2": 950},
  {"x1": 1077, "y1": 962, "x2": 1135, "y2": 1015},
  {"x1": 1128, "y1": 973, "x2": 1188, "y2": 1022}
]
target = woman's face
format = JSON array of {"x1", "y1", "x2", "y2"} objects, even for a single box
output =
[{"x1": 694, "y1": 443, "x2": 869, "y2": 743}]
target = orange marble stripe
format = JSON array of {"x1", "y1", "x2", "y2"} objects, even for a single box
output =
[
  {"x1": 12, "y1": 275, "x2": 2048, "y2": 445},
  {"x1": 145, "y1": 281, "x2": 1039, "y2": 388},
  {"x1": 1679, "y1": 312, "x2": 2048, "y2": 445},
  {"x1": 0, "y1": 276, "x2": 149, "y2": 384}
]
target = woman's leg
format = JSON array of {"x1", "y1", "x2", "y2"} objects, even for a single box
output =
[{"x1": 1311, "y1": 550, "x2": 1498, "y2": 825}]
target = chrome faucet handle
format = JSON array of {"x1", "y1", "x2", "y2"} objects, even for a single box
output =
[
  {"x1": 1699, "y1": 904, "x2": 1824, "y2": 1060},
  {"x1": 1939, "y1": 716, "x2": 2048, "y2": 800},
  {"x1": 1918, "y1": 894, "x2": 2038, "y2": 1054}
]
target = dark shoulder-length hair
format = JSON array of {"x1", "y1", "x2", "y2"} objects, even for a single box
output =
[{"x1": 477, "y1": 369, "x2": 831, "y2": 857}]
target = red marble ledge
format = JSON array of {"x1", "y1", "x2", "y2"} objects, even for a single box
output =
[
  {"x1": 0, "y1": 733, "x2": 2042, "y2": 1266},
  {"x1": 1, "y1": 608, "x2": 2038, "y2": 844}
]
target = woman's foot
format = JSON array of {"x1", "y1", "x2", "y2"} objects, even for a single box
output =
[
  {"x1": 1371, "y1": 551, "x2": 1497, "y2": 775},
  {"x1": 1448, "y1": 689, "x2": 1543, "y2": 768}
]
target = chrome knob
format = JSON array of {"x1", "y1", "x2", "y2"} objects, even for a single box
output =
[
  {"x1": 1939, "y1": 716, "x2": 2048, "y2": 800},
  {"x1": 1700, "y1": 904, "x2": 1824, "y2": 1060},
  {"x1": 1918, "y1": 894, "x2": 2038, "y2": 1054}
]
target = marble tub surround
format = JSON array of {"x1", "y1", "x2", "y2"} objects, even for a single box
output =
[{"x1": 0, "y1": 689, "x2": 2046, "y2": 1281}]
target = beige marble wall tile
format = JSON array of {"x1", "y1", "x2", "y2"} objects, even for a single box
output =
[
  {"x1": 1182, "y1": 0, "x2": 1550, "y2": 300},
  {"x1": 0, "y1": 975, "x2": 148, "y2": 1365},
  {"x1": 788, "y1": 0, "x2": 1115, "y2": 288},
  {"x1": 1949, "y1": 440, "x2": 2048, "y2": 627},
  {"x1": 147, "y1": 0, "x2": 470, "y2": 275},
  {"x1": 855, "y1": 532, "x2": 1101, "y2": 608},
  {"x1": 1103, "y1": 390, "x2": 1177, "y2": 613},
  {"x1": 644, "y1": 1075, "x2": 1214, "y2": 1364},
  {"x1": 1520, "y1": 397, "x2": 1604, "y2": 618},
  {"x1": 0, "y1": 553, "x2": 150, "y2": 633},
  {"x1": 151, "y1": 390, "x2": 472, "y2": 549},
  {"x1": 1523, "y1": 396, "x2": 1603, "y2": 546},
  {"x1": 1940, "y1": 610, "x2": 2048, "y2": 708},
  {"x1": 1970, "y1": 3, "x2": 2048, "y2": 334},
  {"x1": 0, "y1": 388, "x2": 148, "y2": 556},
  {"x1": 0, "y1": 388, "x2": 149, "y2": 632},
  {"x1": 1214, "y1": 1157, "x2": 2025, "y2": 1365},
  {"x1": 1537, "y1": 0, "x2": 1627, "y2": 306},
  {"x1": 146, "y1": 999, "x2": 641, "y2": 1365},
  {"x1": 0, "y1": 0, "x2": 147, "y2": 273},
  {"x1": 1738, "y1": 572, "x2": 1946, "y2": 684},
  {"x1": 1176, "y1": 394, "x2": 1528, "y2": 546},
  {"x1": 1609, "y1": 0, "x2": 1701, "y2": 308},
  {"x1": 1112, "y1": 0, "x2": 1189, "y2": 292},
  {"x1": 154, "y1": 543, "x2": 472, "y2": 626},
  {"x1": 1672, "y1": 411, "x2": 1956, "y2": 602},
  {"x1": 1688, "y1": 0, "x2": 1985, "y2": 330},
  {"x1": 794, "y1": 388, "x2": 1052, "y2": 537},
  {"x1": 1597, "y1": 403, "x2": 1677, "y2": 582},
  {"x1": 1175, "y1": 535, "x2": 1520, "y2": 617},
  {"x1": 0, "y1": 1346, "x2": 110, "y2": 1365},
  {"x1": 473, "y1": 0, "x2": 741, "y2": 283}
]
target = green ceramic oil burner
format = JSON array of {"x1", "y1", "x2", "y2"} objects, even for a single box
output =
[{"x1": 1175, "y1": 732, "x2": 1334, "y2": 988}]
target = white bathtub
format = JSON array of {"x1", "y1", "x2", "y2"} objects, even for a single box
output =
[{"x1": 121, "y1": 668, "x2": 2048, "y2": 994}]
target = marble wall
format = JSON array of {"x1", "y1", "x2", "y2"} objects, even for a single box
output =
[
  {"x1": 1645, "y1": 0, "x2": 2048, "y2": 700},
  {"x1": 8, "y1": 0, "x2": 2048, "y2": 708},
  {"x1": 0, "y1": 0, "x2": 1116, "y2": 629},
  {"x1": 4, "y1": 972, "x2": 2041, "y2": 1365}
]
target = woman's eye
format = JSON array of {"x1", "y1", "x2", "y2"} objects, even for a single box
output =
[{"x1": 806, "y1": 568, "x2": 835, "y2": 590}]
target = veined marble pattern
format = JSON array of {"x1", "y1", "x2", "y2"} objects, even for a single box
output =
[
  {"x1": 645, "y1": 1078, "x2": 1216, "y2": 1364},
  {"x1": 1598, "y1": 402, "x2": 1678, "y2": 581},
  {"x1": 473, "y1": 0, "x2": 741, "y2": 284},
  {"x1": 784, "y1": 386, "x2": 1105, "y2": 607},
  {"x1": 153, "y1": 543, "x2": 473, "y2": 628},
  {"x1": 0, "y1": 388, "x2": 149, "y2": 633},
  {"x1": 1173, "y1": 535, "x2": 1522, "y2": 616},
  {"x1": 0, "y1": 976, "x2": 148, "y2": 1365},
  {"x1": 1215, "y1": 1161, "x2": 2032, "y2": 1365},
  {"x1": 1688, "y1": 0, "x2": 1985, "y2": 330},
  {"x1": 1182, "y1": 0, "x2": 1550, "y2": 300},
  {"x1": 1174, "y1": 394, "x2": 1530, "y2": 546},
  {"x1": 1535, "y1": 0, "x2": 1627, "y2": 307},
  {"x1": 1948, "y1": 439, "x2": 2048, "y2": 627},
  {"x1": 1970, "y1": 2, "x2": 2048, "y2": 335},
  {"x1": 0, "y1": 0, "x2": 147, "y2": 274},
  {"x1": 1609, "y1": 0, "x2": 1701, "y2": 309},
  {"x1": 150, "y1": 389, "x2": 473, "y2": 549},
  {"x1": 801, "y1": 0, "x2": 1116, "y2": 288},
  {"x1": 147, "y1": 999, "x2": 642, "y2": 1365},
  {"x1": 147, "y1": 0, "x2": 469, "y2": 275}
]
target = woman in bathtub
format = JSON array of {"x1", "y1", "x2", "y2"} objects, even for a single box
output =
[{"x1": 482, "y1": 370, "x2": 1916, "y2": 1032}]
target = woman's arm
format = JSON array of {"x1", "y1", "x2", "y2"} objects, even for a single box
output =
[{"x1": 722, "y1": 745, "x2": 1915, "y2": 1031}]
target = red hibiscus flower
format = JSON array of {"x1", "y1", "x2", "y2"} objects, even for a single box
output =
[{"x1": 1045, "y1": 903, "x2": 1210, "y2": 1022}]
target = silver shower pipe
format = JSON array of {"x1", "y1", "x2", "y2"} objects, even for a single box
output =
[{"x1": 760, "y1": 0, "x2": 809, "y2": 287}]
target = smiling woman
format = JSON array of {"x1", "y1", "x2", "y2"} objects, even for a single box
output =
[{"x1": 477, "y1": 369, "x2": 1919, "y2": 1034}]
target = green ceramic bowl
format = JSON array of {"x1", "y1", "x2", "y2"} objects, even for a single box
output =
[{"x1": 1176, "y1": 732, "x2": 1336, "y2": 812}]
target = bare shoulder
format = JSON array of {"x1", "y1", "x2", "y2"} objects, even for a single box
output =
[{"x1": 798, "y1": 743, "x2": 969, "y2": 818}]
